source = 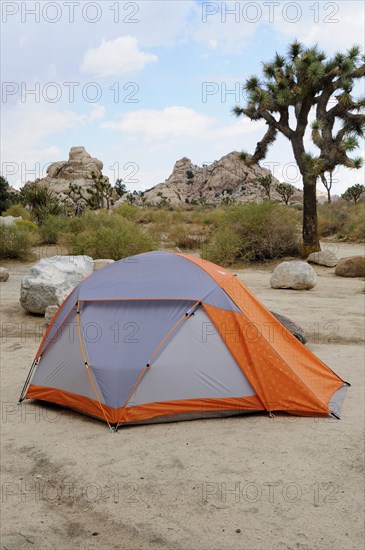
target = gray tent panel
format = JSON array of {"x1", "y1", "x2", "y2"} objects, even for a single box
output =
[
  {"x1": 79, "y1": 299, "x2": 195, "y2": 408},
  {"x1": 39, "y1": 286, "x2": 80, "y2": 356},
  {"x1": 204, "y1": 286, "x2": 241, "y2": 312},
  {"x1": 328, "y1": 384, "x2": 349, "y2": 417},
  {"x1": 78, "y1": 251, "x2": 219, "y2": 301},
  {"x1": 129, "y1": 308, "x2": 256, "y2": 406},
  {"x1": 31, "y1": 309, "x2": 105, "y2": 403}
]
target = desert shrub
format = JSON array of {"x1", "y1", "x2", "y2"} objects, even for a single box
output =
[
  {"x1": 318, "y1": 201, "x2": 365, "y2": 241},
  {"x1": 202, "y1": 227, "x2": 243, "y2": 265},
  {"x1": 318, "y1": 200, "x2": 349, "y2": 236},
  {"x1": 202, "y1": 201, "x2": 300, "y2": 265},
  {"x1": 0, "y1": 224, "x2": 38, "y2": 260},
  {"x1": 168, "y1": 225, "x2": 199, "y2": 249},
  {"x1": 39, "y1": 215, "x2": 70, "y2": 244},
  {"x1": 65, "y1": 212, "x2": 155, "y2": 260},
  {"x1": 3, "y1": 203, "x2": 31, "y2": 220},
  {"x1": 14, "y1": 219, "x2": 39, "y2": 233},
  {"x1": 113, "y1": 203, "x2": 139, "y2": 221}
]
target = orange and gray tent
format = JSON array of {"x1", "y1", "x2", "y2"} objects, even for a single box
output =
[{"x1": 19, "y1": 251, "x2": 349, "y2": 430}]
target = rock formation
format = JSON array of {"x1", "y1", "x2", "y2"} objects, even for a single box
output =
[
  {"x1": 25, "y1": 148, "x2": 303, "y2": 208},
  {"x1": 25, "y1": 146, "x2": 111, "y2": 206},
  {"x1": 127, "y1": 152, "x2": 303, "y2": 206}
]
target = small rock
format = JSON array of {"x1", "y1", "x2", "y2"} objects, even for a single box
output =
[
  {"x1": 0, "y1": 267, "x2": 9, "y2": 282},
  {"x1": 44, "y1": 305, "x2": 59, "y2": 326},
  {"x1": 270, "y1": 261, "x2": 317, "y2": 290},
  {"x1": 92, "y1": 532, "x2": 99, "y2": 536},
  {"x1": 270, "y1": 311, "x2": 307, "y2": 345},
  {"x1": 335, "y1": 256, "x2": 365, "y2": 278},
  {"x1": 235, "y1": 529, "x2": 241, "y2": 534},
  {"x1": 93, "y1": 259, "x2": 114, "y2": 272},
  {"x1": 307, "y1": 250, "x2": 338, "y2": 267}
]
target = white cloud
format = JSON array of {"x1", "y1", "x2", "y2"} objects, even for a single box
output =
[
  {"x1": 89, "y1": 104, "x2": 106, "y2": 122},
  {"x1": 274, "y1": 2, "x2": 365, "y2": 53},
  {"x1": 1, "y1": 101, "x2": 106, "y2": 187},
  {"x1": 80, "y1": 36, "x2": 158, "y2": 78},
  {"x1": 102, "y1": 106, "x2": 264, "y2": 141},
  {"x1": 102, "y1": 106, "x2": 211, "y2": 139},
  {"x1": 189, "y1": 1, "x2": 365, "y2": 55}
]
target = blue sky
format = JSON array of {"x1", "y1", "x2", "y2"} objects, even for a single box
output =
[{"x1": 1, "y1": 0, "x2": 364, "y2": 194}]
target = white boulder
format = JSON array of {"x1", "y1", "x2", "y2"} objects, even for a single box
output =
[
  {"x1": 44, "y1": 305, "x2": 59, "y2": 326},
  {"x1": 307, "y1": 250, "x2": 338, "y2": 267},
  {"x1": 20, "y1": 255, "x2": 93, "y2": 314},
  {"x1": 270, "y1": 261, "x2": 317, "y2": 290}
]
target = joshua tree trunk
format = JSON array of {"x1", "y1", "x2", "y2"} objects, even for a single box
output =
[{"x1": 302, "y1": 174, "x2": 320, "y2": 255}]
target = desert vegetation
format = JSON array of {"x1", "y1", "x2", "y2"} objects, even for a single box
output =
[{"x1": 1, "y1": 190, "x2": 364, "y2": 265}]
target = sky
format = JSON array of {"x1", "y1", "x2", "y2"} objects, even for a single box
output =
[{"x1": 1, "y1": 0, "x2": 365, "y2": 194}]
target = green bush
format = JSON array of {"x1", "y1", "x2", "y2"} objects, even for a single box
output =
[
  {"x1": 0, "y1": 224, "x2": 38, "y2": 260},
  {"x1": 202, "y1": 201, "x2": 300, "y2": 265},
  {"x1": 65, "y1": 212, "x2": 155, "y2": 260},
  {"x1": 113, "y1": 203, "x2": 139, "y2": 221},
  {"x1": 14, "y1": 219, "x2": 39, "y2": 233},
  {"x1": 39, "y1": 215, "x2": 70, "y2": 244},
  {"x1": 3, "y1": 203, "x2": 31, "y2": 220},
  {"x1": 202, "y1": 227, "x2": 243, "y2": 265}
]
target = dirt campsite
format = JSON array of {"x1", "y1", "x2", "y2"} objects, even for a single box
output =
[{"x1": 1, "y1": 242, "x2": 364, "y2": 550}]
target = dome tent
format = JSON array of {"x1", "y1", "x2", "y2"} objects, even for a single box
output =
[{"x1": 19, "y1": 251, "x2": 349, "y2": 431}]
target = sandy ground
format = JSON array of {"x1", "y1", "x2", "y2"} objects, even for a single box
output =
[{"x1": 1, "y1": 243, "x2": 364, "y2": 550}]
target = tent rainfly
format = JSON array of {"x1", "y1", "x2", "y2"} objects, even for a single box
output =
[{"x1": 19, "y1": 251, "x2": 349, "y2": 431}]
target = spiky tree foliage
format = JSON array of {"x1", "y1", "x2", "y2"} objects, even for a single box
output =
[
  {"x1": 277, "y1": 183, "x2": 296, "y2": 205},
  {"x1": 234, "y1": 41, "x2": 365, "y2": 253},
  {"x1": 68, "y1": 173, "x2": 116, "y2": 210},
  {"x1": 115, "y1": 179, "x2": 127, "y2": 197},
  {"x1": 90, "y1": 172, "x2": 115, "y2": 209},
  {"x1": 342, "y1": 183, "x2": 365, "y2": 204},
  {"x1": 68, "y1": 182, "x2": 95, "y2": 209}
]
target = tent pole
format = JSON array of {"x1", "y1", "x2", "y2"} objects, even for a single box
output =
[{"x1": 18, "y1": 358, "x2": 38, "y2": 404}]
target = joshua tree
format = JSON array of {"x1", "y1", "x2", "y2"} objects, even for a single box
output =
[
  {"x1": 258, "y1": 174, "x2": 273, "y2": 199},
  {"x1": 68, "y1": 172, "x2": 115, "y2": 210},
  {"x1": 89, "y1": 172, "x2": 114, "y2": 209},
  {"x1": 277, "y1": 183, "x2": 296, "y2": 205},
  {"x1": 342, "y1": 183, "x2": 365, "y2": 204},
  {"x1": 233, "y1": 41, "x2": 365, "y2": 254},
  {"x1": 115, "y1": 179, "x2": 127, "y2": 197},
  {"x1": 320, "y1": 171, "x2": 333, "y2": 203}
]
